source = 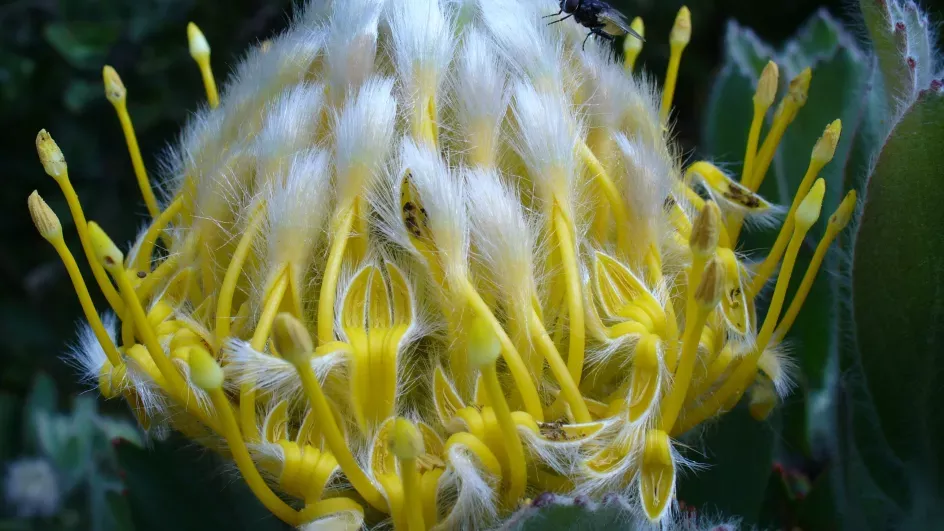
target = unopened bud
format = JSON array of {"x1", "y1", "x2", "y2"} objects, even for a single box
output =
[
  {"x1": 467, "y1": 315, "x2": 500, "y2": 368},
  {"x1": 695, "y1": 257, "x2": 724, "y2": 308},
  {"x1": 272, "y1": 313, "x2": 314, "y2": 366},
  {"x1": 812, "y1": 119, "x2": 842, "y2": 165},
  {"x1": 188, "y1": 346, "x2": 224, "y2": 391},
  {"x1": 795, "y1": 178, "x2": 825, "y2": 231},
  {"x1": 389, "y1": 417, "x2": 425, "y2": 460},
  {"x1": 28, "y1": 191, "x2": 62, "y2": 240},
  {"x1": 102, "y1": 66, "x2": 126, "y2": 104},
  {"x1": 670, "y1": 7, "x2": 692, "y2": 47},
  {"x1": 754, "y1": 61, "x2": 779, "y2": 109},
  {"x1": 35, "y1": 129, "x2": 67, "y2": 180},
  {"x1": 689, "y1": 201, "x2": 720, "y2": 258},
  {"x1": 87, "y1": 222, "x2": 124, "y2": 271},
  {"x1": 187, "y1": 22, "x2": 210, "y2": 61}
]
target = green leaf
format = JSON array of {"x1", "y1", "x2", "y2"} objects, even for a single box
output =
[
  {"x1": 677, "y1": 405, "x2": 778, "y2": 525},
  {"x1": 859, "y1": 0, "x2": 912, "y2": 112},
  {"x1": 43, "y1": 22, "x2": 120, "y2": 71},
  {"x1": 506, "y1": 499, "x2": 626, "y2": 530},
  {"x1": 852, "y1": 90, "x2": 944, "y2": 493},
  {"x1": 24, "y1": 372, "x2": 58, "y2": 452}
]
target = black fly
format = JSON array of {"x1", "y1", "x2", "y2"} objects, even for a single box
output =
[{"x1": 545, "y1": 0, "x2": 643, "y2": 51}]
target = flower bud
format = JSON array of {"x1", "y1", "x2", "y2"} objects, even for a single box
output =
[
  {"x1": 812, "y1": 119, "x2": 842, "y2": 165},
  {"x1": 695, "y1": 257, "x2": 724, "y2": 309},
  {"x1": 670, "y1": 7, "x2": 691, "y2": 47},
  {"x1": 272, "y1": 312, "x2": 314, "y2": 367},
  {"x1": 795, "y1": 178, "x2": 825, "y2": 232},
  {"x1": 27, "y1": 191, "x2": 62, "y2": 241},
  {"x1": 388, "y1": 417, "x2": 425, "y2": 460},
  {"x1": 102, "y1": 65, "x2": 127, "y2": 104},
  {"x1": 87, "y1": 221, "x2": 125, "y2": 271},
  {"x1": 754, "y1": 61, "x2": 779, "y2": 109},
  {"x1": 35, "y1": 129, "x2": 67, "y2": 180},
  {"x1": 187, "y1": 22, "x2": 210, "y2": 61}
]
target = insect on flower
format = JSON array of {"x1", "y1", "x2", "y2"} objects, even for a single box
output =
[{"x1": 545, "y1": 0, "x2": 644, "y2": 49}]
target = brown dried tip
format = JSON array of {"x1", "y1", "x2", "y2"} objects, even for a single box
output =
[
  {"x1": 272, "y1": 312, "x2": 314, "y2": 366},
  {"x1": 695, "y1": 257, "x2": 724, "y2": 308},
  {"x1": 28, "y1": 191, "x2": 62, "y2": 240},
  {"x1": 689, "y1": 201, "x2": 720, "y2": 257}
]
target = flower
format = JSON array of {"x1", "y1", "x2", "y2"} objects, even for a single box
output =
[
  {"x1": 27, "y1": 0, "x2": 857, "y2": 529},
  {"x1": 3, "y1": 458, "x2": 60, "y2": 518}
]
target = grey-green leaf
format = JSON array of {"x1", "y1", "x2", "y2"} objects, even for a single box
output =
[{"x1": 852, "y1": 89, "x2": 944, "y2": 494}]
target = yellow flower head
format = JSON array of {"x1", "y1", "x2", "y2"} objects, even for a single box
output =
[{"x1": 29, "y1": 0, "x2": 856, "y2": 528}]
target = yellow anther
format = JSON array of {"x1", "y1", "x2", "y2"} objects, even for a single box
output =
[
  {"x1": 661, "y1": 257, "x2": 723, "y2": 431},
  {"x1": 738, "y1": 60, "x2": 779, "y2": 216},
  {"x1": 812, "y1": 119, "x2": 842, "y2": 165},
  {"x1": 694, "y1": 257, "x2": 724, "y2": 310},
  {"x1": 388, "y1": 417, "x2": 426, "y2": 531},
  {"x1": 795, "y1": 178, "x2": 826, "y2": 232},
  {"x1": 749, "y1": 119, "x2": 840, "y2": 295},
  {"x1": 102, "y1": 66, "x2": 160, "y2": 219},
  {"x1": 35, "y1": 133, "x2": 125, "y2": 314},
  {"x1": 623, "y1": 17, "x2": 645, "y2": 72},
  {"x1": 754, "y1": 61, "x2": 779, "y2": 109},
  {"x1": 188, "y1": 346, "x2": 224, "y2": 391},
  {"x1": 774, "y1": 189, "x2": 856, "y2": 340},
  {"x1": 28, "y1": 191, "x2": 61, "y2": 240},
  {"x1": 680, "y1": 181, "x2": 826, "y2": 432},
  {"x1": 748, "y1": 67, "x2": 812, "y2": 192},
  {"x1": 35, "y1": 129, "x2": 67, "y2": 181},
  {"x1": 661, "y1": 6, "x2": 691, "y2": 123},
  {"x1": 829, "y1": 189, "x2": 857, "y2": 232},
  {"x1": 102, "y1": 65, "x2": 126, "y2": 104},
  {"x1": 187, "y1": 22, "x2": 219, "y2": 108},
  {"x1": 29, "y1": 192, "x2": 122, "y2": 368},
  {"x1": 689, "y1": 200, "x2": 720, "y2": 259},
  {"x1": 640, "y1": 429, "x2": 675, "y2": 521}
]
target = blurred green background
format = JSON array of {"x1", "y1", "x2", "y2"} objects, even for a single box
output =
[{"x1": 1, "y1": 0, "x2": 942, "y2": 529}]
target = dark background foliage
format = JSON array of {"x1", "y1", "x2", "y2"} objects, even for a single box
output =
[{"x1": 1, "y1": 0, "x2": 942, "y2": 529}]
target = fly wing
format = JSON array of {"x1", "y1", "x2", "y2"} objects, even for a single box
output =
[{"x1": 596, "y1": 4, "x2": 644, "y2": 41}]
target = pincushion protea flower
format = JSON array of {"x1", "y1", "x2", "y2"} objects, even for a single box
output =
[{"x1": 26, "y1": 0, "x2": 857, "y2": 528}]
